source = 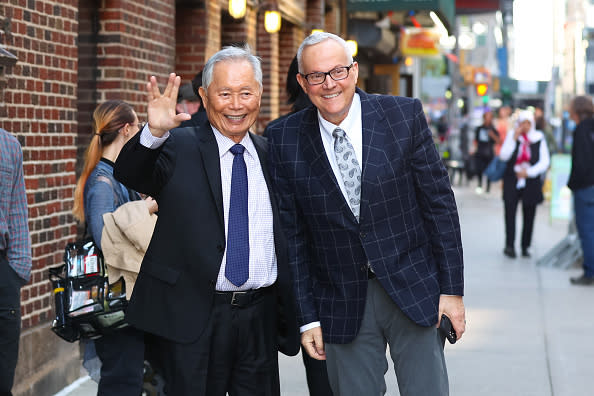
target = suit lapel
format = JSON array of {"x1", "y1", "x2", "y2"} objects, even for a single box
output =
[
  {"x1": 196, "y1": 122, "x2": 224, "y2": 227},
  {"x1": 298, "y1": 109, "x2": 351, "y2": 216},
  {"x1": 358, "y1": 89, "x2": 388, "y2": 211}
]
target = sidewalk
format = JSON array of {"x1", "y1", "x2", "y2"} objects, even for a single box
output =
[{"x1": 56, "y1": 183, "x2": 594, "y2": 396}]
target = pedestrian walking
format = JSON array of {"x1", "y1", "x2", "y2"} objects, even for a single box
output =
[
  {"x1": 567, "y1": 96, "x2": 594, "y2": 285},
  {"x1": 500, "y1": 110, "x2": 550, "y2": 258}
]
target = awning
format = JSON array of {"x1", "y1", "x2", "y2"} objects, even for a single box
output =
[
  {"x1": 347, "y1": 0, "x2": 455, "y2": 34},
  {"x1": 455, "y1": 0, "x2": 500, "y2": 14}
]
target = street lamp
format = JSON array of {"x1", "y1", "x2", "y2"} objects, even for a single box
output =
[
  {"x1": 264, "y1": 5, "x2": 281, "y2": 33},
  {"x1": 229, "y1": 0, "x2": 246, "y2": 19}
]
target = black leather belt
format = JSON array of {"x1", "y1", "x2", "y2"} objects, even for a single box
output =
[{"x1": 214, "y1": 286, "x2": 273, "y2": 308}]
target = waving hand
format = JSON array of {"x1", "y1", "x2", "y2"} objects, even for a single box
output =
[{"x1": 146, "y1": 73, "x2": 191, "y2": 137}]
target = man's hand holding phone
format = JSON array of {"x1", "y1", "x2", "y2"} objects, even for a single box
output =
[{"x1": 439, "y1": 314, "x2": 457, "y2": 344}]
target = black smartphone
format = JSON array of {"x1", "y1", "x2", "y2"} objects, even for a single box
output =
[{"x1": 439, "y1": 314, "x2": 457, "y2": 344}]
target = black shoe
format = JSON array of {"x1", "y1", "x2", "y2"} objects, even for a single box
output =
[
  {"x1": 521, "y1": 249, "x2": 531, "y2": 258},
  {"x1": 503, "y1": 247, "x2": 516, "y2": 258},
  {"x1": 570, "y1": 275, "x2": 594, "y2": 286}
]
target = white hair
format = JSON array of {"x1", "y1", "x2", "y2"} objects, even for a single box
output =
[
  {"x1": 202, "y1": 45, "x2": 263, "y2": 91},
  {"x1": 296, "y1": 32, "x2": 353, "y2": 74}
]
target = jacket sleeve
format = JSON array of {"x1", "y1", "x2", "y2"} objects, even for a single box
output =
[
  {"x1": 267, "y1": 129, "x2": 319, "y2": 327},
  {"x1": 114, "y1": 131, "x2": 176, "y2": 198},
  {"x1": 409, "y1": 99, "x2": 464, "y2": 296}
]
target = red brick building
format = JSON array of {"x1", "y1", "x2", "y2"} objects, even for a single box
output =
[{"x1": 0, "y1": 1, "x2": 344, "y2": 394}]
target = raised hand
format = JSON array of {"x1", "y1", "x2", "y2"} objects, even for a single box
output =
[{"x1": 146, "y1": 73, "x2": 191, "y2": 137}]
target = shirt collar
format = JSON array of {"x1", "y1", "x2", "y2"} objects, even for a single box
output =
[
  {"x1": 210, "y1": 126, "x2": 257, "y2": 159},
  {"x1": 318, "y1": 93, "x2": 361, "y2": 141}
]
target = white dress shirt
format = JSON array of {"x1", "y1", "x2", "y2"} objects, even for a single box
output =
[
  {"x1": 318, "y1": 93, "x2": 363, "y2": 203},
  {"x1": 300, "y1": 94, "x2": 363, "y2": 334},
  {"x1": 139, "y1": 126, "x2": 277, "y2": 291}
]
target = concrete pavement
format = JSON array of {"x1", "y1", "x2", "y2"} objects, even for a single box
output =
[{"x1": 55, "y1": 182, "x2": 594, "y2": 396}]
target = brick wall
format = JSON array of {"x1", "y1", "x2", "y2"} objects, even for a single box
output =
[
  {"x1": 278, "y1": 22, "x2": 305, "y2": 115},
  {"x1": 95, "y1": 0, "x2": 176, "y2": 108},
  {"x1": 1, "y1": 0, "x2": 80, "y2": 332},
  {"x1": 307, "y1": 0, "x2": 325, "y2": 30},
  {"x1": 0, "y1": 0, "x2": 338, "y2": 394},
  {"x1": 77, "y1": 0, "x2": 100, "y2": 171},
  {"x1": 0, "y1": 0, "x2": 179, "y2": 394},
  {"x1": 256, "y1": 11, "x2": 279, "y2": 132},
  {"x1": 0, "y1": 1, "x2": 82, "y2": 394},
  {"x1": 176, "y1": 6, "x2": 208, "y2": 82}
]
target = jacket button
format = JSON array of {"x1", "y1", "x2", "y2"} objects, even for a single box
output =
[
  {"x1": 209, "y1": 280, "x2": 215, "y2": 286},
  {"x1": 360, "y1": 232, "x2": 366, "y2": 239}
]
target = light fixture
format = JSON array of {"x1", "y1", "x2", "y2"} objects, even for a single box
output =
[
  {"x1": 346, "y1": 40, "x2": 358, "y2": 57},
  {"x1": 264, "y1": 9, "x2": 281, "y2": 33},
  {"x1": 311, "y1": 29, "x2": 324, "y2": 35},
  {"x1": 229, "y1": 0, "x2": 246, "y2": 19},
  {"x1": 404, "y1": 57, "x2": 413, "y2": 67}
]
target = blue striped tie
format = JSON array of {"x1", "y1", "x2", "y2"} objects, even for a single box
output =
[{"x1": 225, "y1": 144, "x2": 250, "y2": 286}]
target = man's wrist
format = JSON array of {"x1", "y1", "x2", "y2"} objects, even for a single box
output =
[
  {"x1": 148, "y1": 124, "x2": 168, "y2": 138},
  {"x1": 300, "y1": 321, "x2": 321, "y2": 333},
  {"x1": 140, "y1": 125, "x2": 169, "y2": 149}
]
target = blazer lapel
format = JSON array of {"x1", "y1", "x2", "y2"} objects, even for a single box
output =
[
  {"x1": 358, "y1": 89, "x2": 388, "y2": 211},
  {"x1": 250, "y1": 132, "x2": 275, "y2": 209},
  {"x1": 298, "y1": 109, "x2": 352, "y2": 218},
  {"x1": 250, "y1": 132, "x2": 288, "y2": 262},
  {"x1": 196, "y1": 122, "x2": 224, "y2": 227}
]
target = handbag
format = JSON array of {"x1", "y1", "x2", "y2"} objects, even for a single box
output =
[
  {"x1": 484, "y1": 156, "x2": 507, "y2": 182},
  {"x1": 49, "y1": 238, "x2": 128, "y2": 342}
]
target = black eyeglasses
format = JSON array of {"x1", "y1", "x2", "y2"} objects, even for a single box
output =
[{"x1": 301, "y1": 64, "x2": 354, "y2": 85}]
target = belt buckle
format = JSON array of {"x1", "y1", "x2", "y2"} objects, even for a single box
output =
[{"x1": 230, "y1": 291, "x2": 247, "y2": 306}]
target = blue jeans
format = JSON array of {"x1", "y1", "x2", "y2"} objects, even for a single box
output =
[{"x1": 574, "y1": 186, "x2": 594, "y2": 277}]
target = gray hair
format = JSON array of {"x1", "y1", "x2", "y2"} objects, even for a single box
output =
[
  {"x1": 202, "y1": 45, "x2": 263, "y2": 91},
  {"x1": 296, "y1": 32, "x2": 353, "y2": 74}
]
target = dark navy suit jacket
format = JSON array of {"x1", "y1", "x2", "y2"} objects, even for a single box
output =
[
  {"x1": 114, "y1": 120, "x2": 299, "y2": 356},
  {"x1": 266, "y1": 89, "x2": 464, "y2": 344}
]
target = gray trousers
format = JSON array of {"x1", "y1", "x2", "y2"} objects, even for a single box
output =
[{"x1": 325, "y1": 278, "x2": 449, "y2": 396}]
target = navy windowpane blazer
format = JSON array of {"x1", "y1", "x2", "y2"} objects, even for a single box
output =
[{"x1": 266, "y1": 89, "x2": 464, "y2": 344}]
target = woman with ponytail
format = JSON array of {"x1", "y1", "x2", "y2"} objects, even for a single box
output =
[{"x1": 73, "y1": 100, "x2": 157, "y2": 395}]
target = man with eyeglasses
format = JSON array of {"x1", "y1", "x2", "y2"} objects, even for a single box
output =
[{"x1": 266, "y1": 32, "x2": 466, "y2": 395}]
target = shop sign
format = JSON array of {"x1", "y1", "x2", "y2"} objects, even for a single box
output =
[{"x1": 400, "y1": 28, "x2": 441, "y2": 57}]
